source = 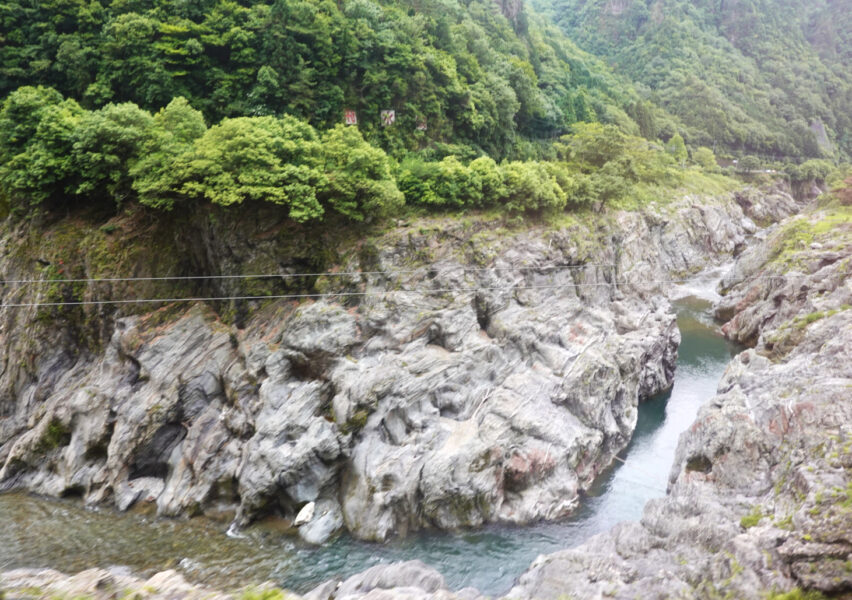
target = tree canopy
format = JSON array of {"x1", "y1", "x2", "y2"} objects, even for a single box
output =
[
  {"x1": 534, "y1": 0, "x2": 852, "y2": 160},
  {"x1": 0, "y1": 87, "x2": 402, "y2": 222},
  {"x1": 2, "y1": 0, "x2": 841, "y2": 228},
  {"x1": 0, "y1": 86, "x2": 708, "y2": 222},
  {"x1": 0, "y1": 0, "x2": 652, "y2": 160}
]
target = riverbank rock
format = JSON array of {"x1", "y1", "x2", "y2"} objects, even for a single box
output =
[
  {"x1": 0, "y1": 563, "x2": 474, "y2": 600},
  {"x1": 303, "y1": 560, "x2": 491, "y2": 600},
  {"x1": 506, "y1": 201, "x2": 851, "y2": 599},
  {"x1": 0, "y1": 185, "x2": 802, "y2": 542},
  {"x1": 0, "y1": 567, "x2": 233, "y2": 600},
  {"x1": 298, "y1": 499, "x2": 345, "y2": 545}
]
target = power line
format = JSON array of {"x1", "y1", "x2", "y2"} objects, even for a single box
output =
[
  {"x1": 1, "y1": 284, "x2": 620, "y2": 309},
  {"x1": 0, "y1": 274, "x2": 805, "y2": 310},
  {"x1": 0, "y1": 264, "x2": 621, "y2": 286}
]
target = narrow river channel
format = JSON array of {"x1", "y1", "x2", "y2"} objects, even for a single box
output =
[{"x1": 0, "y1": 295, "x2": 739, "y2": 596}]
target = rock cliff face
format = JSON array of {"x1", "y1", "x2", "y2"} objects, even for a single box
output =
[
  {"x1": 506, "y1": 202, "x2": 851, "y2": 599},
  {"x1": 0, "y1": 185, "x2": 801, "y2": 545}
]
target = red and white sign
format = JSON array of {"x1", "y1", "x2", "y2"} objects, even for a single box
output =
[
  {"x1": 344, "y1": 110, "x2": 357, "y2": 125},
  {"x1": 381, "y1": 110, "x2": 395, "y2": 126}
]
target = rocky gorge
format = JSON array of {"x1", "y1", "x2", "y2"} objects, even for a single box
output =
[
  {"x1": 501, "y1": 203, "x2": 852, "y2": 599},
  {"x1": 4, "y1": 182, "x2": 846, "y2": 600}
]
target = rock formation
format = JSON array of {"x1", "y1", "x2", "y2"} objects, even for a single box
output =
[
  {"x1": 0, "y1": 185, "x2": 802, "y2": 548},
  {"x1": 506, "y1": 201, "x2": 851, "y2": 599}
]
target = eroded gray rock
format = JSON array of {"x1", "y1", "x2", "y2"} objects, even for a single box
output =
[
  {"x1": 0, "y1": 567, "x2": 233, "y2": 600},
  {"x1": 507, "y1": 203, "x2": 851, "y2": 600},
  {"x1": 299, "y1": 498, "x2": 345, "y2": 544},
  {"x1": 0, "y1": 186, "x2": 801, "y2": 545}
]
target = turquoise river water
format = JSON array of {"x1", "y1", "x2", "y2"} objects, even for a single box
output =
[{"x1": 0, "y1": 297, "x2": 739, "y2": 595}]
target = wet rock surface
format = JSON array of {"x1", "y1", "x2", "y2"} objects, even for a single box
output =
[{"x1": 0, "y1": 186, "x2": 802, "y2": 547}]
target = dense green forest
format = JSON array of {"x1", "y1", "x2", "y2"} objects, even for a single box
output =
[
  {"x1": 0, "y1": 0, "x2": 713, "y2": 223},
  {"x1": 1, "y1": 85, "x2": 717, "y2": 221},
  {"x1": 0, "y1": 0, "x2": 658, "y2": 159},
  {"x1": 0, "y1": 0, "x2": 846, "y2": 228},
  {"x1": 533, "y1": 0, "x2": 852, "y2": 160}
]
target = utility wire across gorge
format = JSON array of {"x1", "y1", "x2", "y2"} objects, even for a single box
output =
[
  {"x1": 0, "y1": 263, "x2": 618, "y2": 285},
  {"x1": 0, "y1": 264, "x2": 794, "y2": 309}
]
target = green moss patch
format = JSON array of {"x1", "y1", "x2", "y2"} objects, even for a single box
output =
[
  {"x1": 35, "y1": 417, "x2": 72, "y2": 452},
  {"x1": 740, "y1": 505, "x2": 764, "y2": 529},
  {"x1": 769, "y1": 207, "x2": 852, "y2": 267}
]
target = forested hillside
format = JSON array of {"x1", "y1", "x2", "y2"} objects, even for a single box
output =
[
  {"x1": 0, "y1": 0, "x2": 655, "y2": 159},
  {"x1": 2, "y1": 85, "x2": 718, "y2": 223},
  {"x1": 4, "y1": 0, "x2": 743, "y2": 225},
  {"x1": 1, "y1": 0, "x2": 845, "y2": 229},
  {"x1": 535, "y1": 0, "x2": 852, "y2": 160}
]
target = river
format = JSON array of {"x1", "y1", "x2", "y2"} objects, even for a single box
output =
[{"x1": 0, "y1": 295, "x2": 739, "y2": 596}]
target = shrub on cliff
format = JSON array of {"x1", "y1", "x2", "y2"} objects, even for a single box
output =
[
  {"x1": 0, "y1": 86, "x2": 83, "y2": 212},
  {"x1": 397, "y1": 155, "x2": 484, "y2": 209},
  {"x1": 71, "y1": 102, "x2": 155, "y2": 203},
  {"x1": 1, "y1": 87, "x2": 724, "y2": 223},
  {"x1": 500, "y1": 161, "x2": 567, "y2": 213},
  {"x1": 398, "y1": 154, "x2": 569, "y2": 214},
  {"x1": 317, "y1": 125, "x2": 404, "y2": 221},
  {"x1": 0, "y1": 88, "x2": 402, "y2": 223},
  {"x1": 152, "y1": 116, "x2": 403, "y2": 222},
  {"x1": 784, "y1": 159, "x2": 835, "y2": 184},
  {"x1": 131, "y1": 97, "x2": 207, "y2": 211},
  {"x1": 167, "y1": 115, "x2": 327, "y2": 220}
]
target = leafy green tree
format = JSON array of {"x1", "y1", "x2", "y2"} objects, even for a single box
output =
[
  {"x1": 557, "y1": 123, "x2": 628, "y2": 169},
  {"x1": 665, "y1": 133, "x2": 687, "y2": 166},
  {"x1": 590, "y1": 161, "x2": 632, "y2": 204},
  {"x1": 94, "y1": 13, "x2": 176, "y2": 108},
  {"x1": 785, "y1": 159, "x2": 834, "y2": 183},
  {"x1": 131, "y1": 97, "x2": 207, "y2": 210},
  {"x1": 433, "y1": 157, "x2": 484, "y2": 208},
  {"x1": 501, "y1": 161, "x2": 566, "y2": 213},
  {"x1": 397, "y1": 158, "x2": 441, "y2": 207},
  {"x1": 738, "y1": 155, "x2": 762, "y2": 172},
  {"x1": 172, "y1": 115, "x2": 326, "y2": 221},
  {"x1": 0, "y1": 95, "x2": 84, "y2": 212},
  {"x1": 629, "y1": 101, "x2": 657, "y2": 140},
  {"x1": 153, "y1": 96, "x2": 207, "y2": 143},
  {"x1": 397, "y1": 156, "x2": 482, "y2": 209},
  {"x1": 0, "y1": 86, "x2": 65, "y2": 163},
  {"x1": 692, "y1": 146, "x2": 718, "y2": 171},
  {"x1": 318, "y1": 125, "x2": 403, "y2": 221},
  {"x1": 469, "y1": 156, "x2": 506, "y2": 206},
  {"x1": 571, "y1": 90, "x2": 596, "y2": 123},
  {"x1": 72, "y1": 102, "x2": 155, "y2": 203},
  {"x1": 542, "y1": 161, "x2": 577, "y2": 203}
]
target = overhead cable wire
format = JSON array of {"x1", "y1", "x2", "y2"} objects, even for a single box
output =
[
  {"x1": 0, "y1": 274, "x2": 806, "y2": 309},
  {"x1": 0, "y1": 263, "x2": 621, "y2": 286}
]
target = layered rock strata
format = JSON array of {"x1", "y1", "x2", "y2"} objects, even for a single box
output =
[
  {"x1": 506, "y1": 203, "x2": 851, "y2": 599},
  {"x1": 0, "y1": 186, "x2": 801, "y2": 544}
]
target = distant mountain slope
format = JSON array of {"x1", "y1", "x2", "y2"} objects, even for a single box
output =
[
  {"x1": 534, "y1": 0, "x2": 852, "y2": 160},
  {"x1": 0, "y1": 0, "x2": 653, "y2": 158}
]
